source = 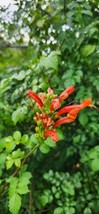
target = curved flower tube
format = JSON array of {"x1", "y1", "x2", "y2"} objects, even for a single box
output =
[
  {"x1": 56, "y1": 98, "x2": 92, "y2": 116},
  {"x1": 56, "y1": 104, "x2": 82, "y2": 116},
  {"x1": 26, "y1": 90, "x2": 43, "y2": 107},
  {"x1": 53, "y1": 108, "x2": 81, "y2": 128}
]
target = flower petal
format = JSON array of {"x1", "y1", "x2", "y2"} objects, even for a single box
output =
[
  {"x1": 59, "y1": 86, "x2": 74, "y2": 101},
  {"x1": 81, "y1": 98, "x2": 92, "y2": 108},
  {"x1": 56, "y1": 104, "x2": 82, "y2": 116},
  {"x1": 67, "y1": 108, "x2": 80, "y2": 120},
  {"x1": 47, "y1": 87, "x2": 54, "y2": 94},
  {"x1": 26, "y1": 90, "x2": 43, "y2": 107},
  {"x1": 53, "y1": 116, "x2": 75, "y2": 128},
  {"x1": 54, "y1": 108, "x2": 81, "y2": 128},
  {"x1": 50, "y1": 98, "x2": 61, "y2": 111},
  {"x1": 44, "y1": 130, "x2": 59, "y2": 142}
]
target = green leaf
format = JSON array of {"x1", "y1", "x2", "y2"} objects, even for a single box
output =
[
  {"x1": 13, "y1": 70, "x2": 26, "y2": 81},
  {"x1": 88, "y1": 146, "x2": 99, "y2": 159},
  {"x1": 13, "y1": 131, "x2": 21, "y2": 144},
  {"x1": 39, "y1": 51, "x2": 60, "y2": 70},
  {"x1": 21, "y1": 134, "x2": 29, "y2": 144},
  {"x1": 9, "y1": 193, "x2": 21, "y2": 214},
  {"x1": 17, "y1": 184, "x2": 29, "y2": 195},
  {"x1": 40, "y1": 144, "x2": 50, "y2": 154},
  {"x1": 45, "y1": 138, "x2": 56, "y2": 148},
  {"x1": 17, "y1": 172, "x2": 32, "y2": 194},
  {"x1": 14, "y1": 159, "x2": 21, "y2": 167},
  {"x1": 8, "y1": 177, "x2": 19, "y2": 197},
  {"x1": 0, "y1": 153, "x2": 6, "y2": 166},
  {"x1": 79, "y1": 112, "x2": 88, "y2": 126},
  {"x1": 6, "y1": 159, "x2": 14, "y2": 170},
  {"x1": 57, "y1": 129, "x2": 64, "y2": 140},
  {"x1": 30, "y1": 134, "x2": 38, "y2": 145},
  {"x1": 18, "y1": 172, "x2": 32, "y2": 185},
  {"x1": 12, "y1": 106, "x2": 27, "y2": 125},
  {"x1": 82, "y1": 10, "x2": 92, "y2": 16},
  {"x1": 0, "y1": 138, "x2": 6, "y2": 151},
  {"x1": 81, "y1": 44, "x2": 96, "y2": 57},
  {"x1": 5, "y1": 142, "x2": 15, "y2": 153},
  {"x1": 5, "y1": 136, "x2": 13, "y2": 143},
  {"x1": 90, "y1": 159, "x2": 99, "y2": 172},
  {"x1": 40, "y1": 195, "x2": 48, "y2": 206},
  {"x1": 54, "y1": 207, "x2": 63, "y2": 214},
  {"x1": 64, "y1": 207, "x2": 75, "y2": 214},
  {"x1": 84, "y1": 207, "x2": 92, "y2": 214},
  {"x1": 12, "y1": 149, "x2": 24, "y2": 159}
]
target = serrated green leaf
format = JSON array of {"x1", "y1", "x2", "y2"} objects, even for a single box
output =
[
  {"x1": 9, "y1": 193, "x2": 21, "y2": 214},
  {"x1": 18, "y1": 172, "x2": 32, "y2": 185},
  {"x1": 12, "y1": 106, "x2": 27, "y2": 125},
  {"x1": 13, "y1": 131, "x2": 21, "y2": 144},
  {"x1": 17, "y1": 184, "x2": 29, "y2": 195},
  {"x1": 8, "y1": 177, "x2": 19, "y2": 197},
  {"x1": 39, "y1": 51, "x2": 60, "y2": 70},
  {"x1": 17, "y1": 171, "x2": 32, "y2": 194},
  {"x1": 40, "y1": 144, "x2": 50, "y2": 154}
]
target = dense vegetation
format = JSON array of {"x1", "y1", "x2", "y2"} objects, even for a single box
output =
[{"x1": 0, "y1": 0, "x2": 99, "y2": 213}]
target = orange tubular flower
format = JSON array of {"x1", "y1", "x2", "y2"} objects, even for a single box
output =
[
  {"x1": 26, "y1": 90, "x2": 43, "y2": 107},
  {"x1": 59, "y1": 86, "x2": 74, "y2": 101},
  {"x1": 50, "y1": 98, "x2": 61, "y2": 111},
  {"x1": 56, "y1": 98, "x2": 92, "y2": 116},
  {"x1": 81, "y1": 98, "x2": 92, "y2": 108},
  {"x1": 53, "y1": 108, "x2": 82, "y2": 128},
  {"x1": 56, "y1": 104, "x2": 82, "y2": 116},
  {"x1": 44, "y1": 129, "x2": 59, "y2": 142}
]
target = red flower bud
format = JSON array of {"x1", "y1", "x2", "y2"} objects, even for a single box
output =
[
  {"x1": 59, "y1": 86, "x2": 74, "y2": 101},
  {"x1": 50, "y1": 98, "x2": 61, "y2": 111}
]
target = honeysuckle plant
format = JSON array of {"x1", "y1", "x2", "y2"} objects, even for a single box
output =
[{"x1": 26, "y1": 86, "x2": 92, "y2": 145}]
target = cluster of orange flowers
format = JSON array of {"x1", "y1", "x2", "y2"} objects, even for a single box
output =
[{"x1": 26, "y1": 86, "x2": 92, "y2": 142}]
